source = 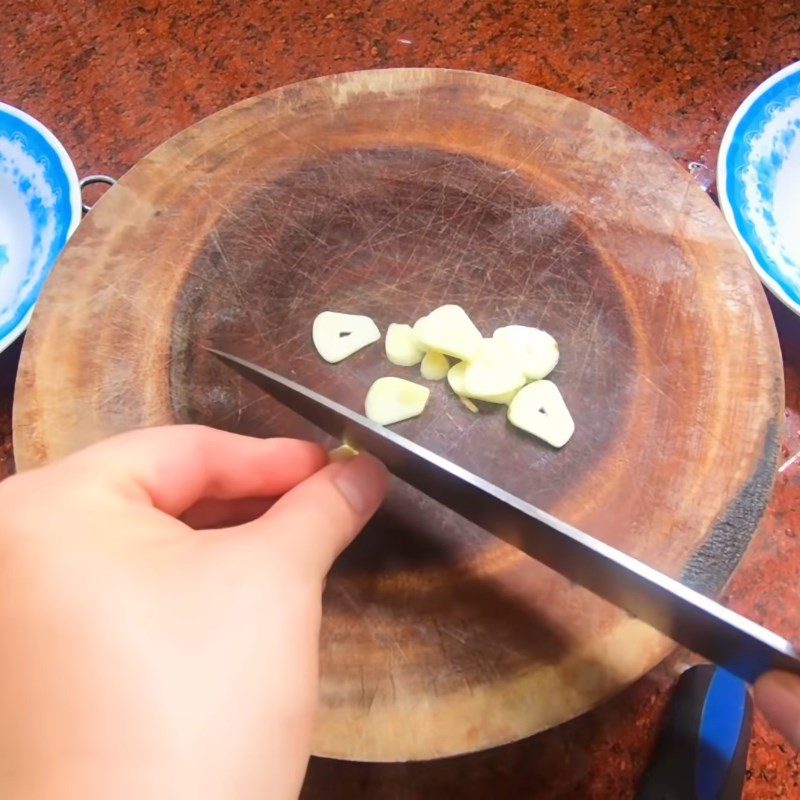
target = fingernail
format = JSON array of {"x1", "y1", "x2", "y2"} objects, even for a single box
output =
[
  {"x1": 332, "y1": 453, "x2": 389, "y2": 515},
  {"x1": 755, "y1": 671, "x2": 800, "y2": 749}
]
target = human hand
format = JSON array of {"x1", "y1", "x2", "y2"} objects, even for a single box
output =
[
  {"x1": 755, "y1": 671, "x2": 800, "y2": 749},
  {"x1": 0, "y1": 425, "x2": 388, "y2": 800}
]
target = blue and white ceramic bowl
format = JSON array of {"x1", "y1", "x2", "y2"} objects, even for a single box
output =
[
  {"x1": 0, "y1": 102, "x2": 81, "y2": 353},
  {"x1": 718, "y1": 61, "x2": 800, "y2": 315}
]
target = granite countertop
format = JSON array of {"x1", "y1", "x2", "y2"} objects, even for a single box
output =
[{"x1": 2, "y1": 0, "x2": 800, "y2": 796}]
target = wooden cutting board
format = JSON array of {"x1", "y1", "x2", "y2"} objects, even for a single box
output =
[{"x1": 13, "y1": 69, "x2": 782, "y2": 761}]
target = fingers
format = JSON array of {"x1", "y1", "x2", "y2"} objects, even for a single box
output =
[
  {"x1": 236, "y1": 453, "x2": 389, "y2": 578},
  {"x1": 181, "y1": 496, "x2": 275, "y2": 530},
  {"x1": 754, "y1": 671, "x2": 800, "y2": 749},
  {"x1": 61, "y1": 426, "x2": 327, "y2": 516}
]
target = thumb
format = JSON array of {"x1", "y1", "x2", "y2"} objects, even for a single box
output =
[
  {"x1": 754, "y1": 671, "x2": 800, "y2": 749},
  {"x1": 236, "y1": 453, "x2": 389, "y2": 579}
]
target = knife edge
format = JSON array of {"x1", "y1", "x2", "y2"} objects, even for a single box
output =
[{"x1": 209, "y1": 347, "x2": 800, "y2": 683}]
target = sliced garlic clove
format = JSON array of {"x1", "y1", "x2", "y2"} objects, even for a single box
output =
[
  {"x1": 364, "y1": 377, "x2": 430, "y2": 425},
  {"x1": 507, "y1": 380, "x2": 574, "y2": 447},
  {"x1": 484, "y1": 388, "x2": 520, "y2": 404},
  {"x1": 385, "y1": 323, "x2": 424, "y2": 366},
  {"x1": 476, "y1": 336, "x2": 516, "y2": 363},
  {"x1": 447, "y1": 361, "x2": 469, "y2": 396},
  {"x1": 493, "y1": 325, "x2": 559, "y2": 380},
  {"x1": 464, "y1": 364, "x2": 525, "y2": 403},
  {"x1": 312, "y1": 311, "x2": 380, "y2": 363},
  {"x1": 420, "y1": 351, "x2": 449, "y2": 380},
  {"x1": 463, "y1": 339, "x2": 526, "y2": 403},
  {"x1": 445, "y1": 363, "x2": 481, "y2": 410},
  {"x1": 328, "y1": 443, "x2": 360, "y2": 462},
  {"x1": 412, "y1": 304, "x2": 482, "y2": 361}
]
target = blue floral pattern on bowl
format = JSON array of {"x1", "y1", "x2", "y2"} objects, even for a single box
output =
[
  {"x1": 0, "y1": 102, "x2": 81, "y2": 353},
  {"x1": 718, "y1": 61, "x2": 800, "y2": 315}
]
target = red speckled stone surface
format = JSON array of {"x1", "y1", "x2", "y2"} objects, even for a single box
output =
[{"x1": 2, "y1": 0, "x2": 800, "y2": 796}]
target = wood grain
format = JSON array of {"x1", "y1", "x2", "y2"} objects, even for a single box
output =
[{"x1": 13, "y1": 69, "x2": 782, "y2": 761}]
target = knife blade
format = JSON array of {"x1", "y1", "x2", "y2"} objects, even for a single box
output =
[{"x1": 209, "y1": 348, "x2": 800, "y2": 683}]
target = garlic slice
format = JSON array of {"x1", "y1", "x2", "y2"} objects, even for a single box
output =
[
  {"x1": 463, "y1": 338, "x2": 526, "y2": 404},
  {"x1": 420, "y1": 351, "x2": 449, "y2": 380},
  {"x1": 328, "y1": 443, "x2": 359, "y2": 462},
  {"x1": 507, "y1": 380, "x2": 574, "y2": 447},
  {"x1": 493, "y1": 325, "x2": 559, "y2": 380},
  {"x1": 385, "y1": 323, "x2": 424, "y2": 367},
  {"x1": 364, "y1": 377, "x2": 430, "y2": 425},
  {"x1": 412, "y1": 304, "x2": 482, "y2": 361},
  {"x1": 447, "y1": 361, "x2": 469, "y2": 396},
  {"x1": 312, "y1": 311, "x2": 380, "y2": 363}
]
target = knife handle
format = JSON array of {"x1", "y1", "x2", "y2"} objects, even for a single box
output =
[{"x1": 636, "y1": 665, "x2": 752, "y2": 800}]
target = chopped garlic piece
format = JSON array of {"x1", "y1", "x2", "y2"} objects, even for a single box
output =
[
  {"x1": 365, "y1": 377, "x2": 430, "y2": 425},
  {"x1": 420, "y1": 351, "x2": 449, "y2": 380},
  {"x1": 494, "y1": 325, "x2": 559, "y2": 380},
  {"x1": 463, "y1": 338, "x2": 526, "y2": 404},
  {"x1": 412, "y1": 304, "x2": 482, "y2": 361},
  {"x1": 385, "y1": 323, "x2": 424, "y2": 366},
  {"x1": 447, "y1": 361, "x2": 469, "y2": 396},
  {"x1": 507, "y1": 380, "x2": 574, "y2": 447},
  {"x1": 312, "y1": 311, "x2": 380, "y2": 363},
  {"x1": 328, "y1": 444, "x2": 360, "y2": 463}
]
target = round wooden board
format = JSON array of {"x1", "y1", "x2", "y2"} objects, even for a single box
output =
[{"x1": 14, "y1": 69, "x2": 782, "y2": 761}]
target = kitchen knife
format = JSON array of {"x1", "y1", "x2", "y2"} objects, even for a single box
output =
[{"x1": 209, "y1": 348, "x2": 800, "y2": 684}]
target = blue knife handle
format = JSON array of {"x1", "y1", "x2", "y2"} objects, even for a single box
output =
[{"x1": 636, "y1": 665, "x2": 752, "y2": 800}]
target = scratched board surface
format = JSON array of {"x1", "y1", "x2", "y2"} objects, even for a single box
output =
[{"x1": 14, "y1": 70, "x2": 782, "y2": 761}]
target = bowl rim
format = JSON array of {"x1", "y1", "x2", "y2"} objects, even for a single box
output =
[
  {"x1": 0, "y1": 101, "x2": 82, "y2": 354},
  {"x1": 717, "y1": 60, "x2": 800, "y2": 316}
]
